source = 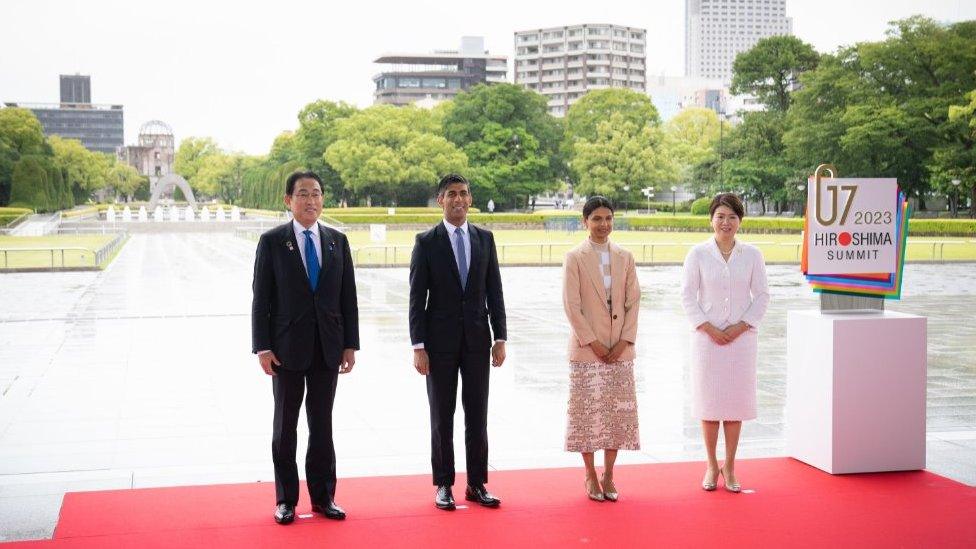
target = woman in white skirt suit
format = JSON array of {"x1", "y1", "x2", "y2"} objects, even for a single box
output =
[{"x1": 680, "y1": 193, "x2": 768, "y2": 493}]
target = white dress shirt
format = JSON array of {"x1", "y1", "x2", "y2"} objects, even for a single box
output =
[{"x1": 293, "y1": 219, "x2": 322, "y2": 275}]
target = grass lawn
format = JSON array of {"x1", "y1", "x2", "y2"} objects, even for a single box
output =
[
  {"x1": 0, "y1": 235, "x2": 117, "y2": 269},
  {"x1": 342, "y1": 229, "x2": 976, "y2": 265}
]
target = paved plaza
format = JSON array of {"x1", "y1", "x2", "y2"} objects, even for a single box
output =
[{"x1": 1, "y1": 232, "x2": 974, "y2": 541}]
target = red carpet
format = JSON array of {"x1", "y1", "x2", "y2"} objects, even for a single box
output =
[{"x1": 5, "y1": 458, "x2": 975, "y2": 548}]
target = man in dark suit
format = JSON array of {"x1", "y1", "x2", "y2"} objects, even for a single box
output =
[
  {"x1": 251, "y1": 171, "x2": 359, "y2": 524},
  {"x1": 409, "y1": 173, "x2": 507, "y2": 510}
]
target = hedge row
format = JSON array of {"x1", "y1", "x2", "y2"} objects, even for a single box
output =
[
  {"x1": 320, "y1": 213, "x2": 975, "y2": 236},
  {"x1": 0, "y1": 215, "x2": 22, "y2": 226},
  {"x1": 908, "y1": 219, "x2": 976, "y2": 237},
  {"x1": 326, "y1": 213, "x2": 552, "y2": 224},
  {"x1": 324, "y1": 206, "x2": 480, "y2": 214},
  {"x1": 0, "y1": 207, "x2": 32, "y2": 227}
]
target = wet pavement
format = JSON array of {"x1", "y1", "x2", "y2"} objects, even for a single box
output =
[{"x1": 1, "y1": 233, "x2": 974, "y2": 541}]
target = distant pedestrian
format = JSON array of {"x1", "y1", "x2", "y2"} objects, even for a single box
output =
[{"x1": 487, "y1": 199, "x2": 495, "y2": 214}]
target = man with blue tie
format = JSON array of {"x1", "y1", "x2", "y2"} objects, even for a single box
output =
[
  {"x1": 251, "y1": 171, "x2": 359, "y2": 524},
  {"x1": 409, "y1": 174, "x2": 507, "y2": 510}
]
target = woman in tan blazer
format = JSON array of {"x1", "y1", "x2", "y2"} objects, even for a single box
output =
[{"x1": 562, "y1": 196, "x2": 641, "y2": 502}]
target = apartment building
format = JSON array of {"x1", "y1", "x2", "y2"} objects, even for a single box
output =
[{"x1": 513, "y1": 24, "x2": 647, "y2": 117}]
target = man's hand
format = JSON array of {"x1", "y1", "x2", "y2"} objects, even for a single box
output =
[
  {"x1": 414, "y1": 348, "x2": 430, "y2": 375},
  {"x1": 722, "y1": 322, "x2": 750, "y2": 343},
  {"x1": 605, "y1": 340, "x2": 630, "y2": 363},
  {"x1": 589, "y1": 341, "x2": 611, "y2": 362},
  {"x1": 701, "y1": 323, "x2": 732, "y2": 345},
  {"x1": 258, "y1": 350, "x2": 281, "y2": 376},
  {"x1": 340, "y1": 349, "x2": 356, "y2": 374},
  {"x1": 491, "y1": 341, "x2": 506, "y2": 367}
]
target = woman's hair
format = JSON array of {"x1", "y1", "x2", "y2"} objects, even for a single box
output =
[
  {"x1": 582, "y1": 196, "x2": 614, "y2": 218},
  {"x1": 708, "y1": 193, "x2": 745, "y2": 218}
]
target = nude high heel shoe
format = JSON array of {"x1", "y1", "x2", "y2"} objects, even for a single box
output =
[
  {"x1": 721, "y1": 465, "x2": 741, "y2": 493},
  {"x1": 702, "y1": 467, "x2": 718, "y2": 491},
  {"x1": 585, "y1": 476, "x2": 605, "y2": 502},
  {"x1": 601, "y1": 473, "x2": 618, "y2": 502}
]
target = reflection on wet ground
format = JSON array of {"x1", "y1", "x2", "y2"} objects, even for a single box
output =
[{"x1": 0, "y1": 233, "x2": 974, "y2": 540}]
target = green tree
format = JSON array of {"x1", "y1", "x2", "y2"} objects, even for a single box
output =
[
  {"x1": 267, "y1": 131, "x2": 301, "y2": 165},
  {"x1": 325, "y1": 105, "x2": 467, "y2": 205},
  {"x1": 9, "y1": 156, "x2": 50, "y2": 210},
  {"x1": 784, "y1": 17, "x2": 976, "y2": 207},
  {"x1": 564, "y1": 88, "x2": 660, "y2": 146},
  {"x1": 295, "y1": 100, "x2": 358, "y2": 201},
  {"x1": 930, "y1": 89, "x2": 976, "y2": 216},
  {"x1": 174, "y1": 137, "x2": 221, "y2": 190},
  {"x1": 565, "y1": 90, "x2": 670, "y2": 204},
  {"x1": 665, "y1": 107, "x2": 724, "y2": 191},
  {"x1": 107, "y1": 162, "x2": 144, "y2": 201},
  {"x1": 0, "y1": 108, "x2": 47, "y2": 155},
  {"x1": 731, "y1": 35, "x2": 820, "y2": 112},
  {"x1": 48, "y1": 136, "x2": 111, "y2": 201},
  {"x1": 0, "y1": 141, "x2": 15, "y2": 206},
  {"x1": 0, "y1": 108, "x2": 48, "y2": 205},
  {"x1": 442, "y1": 84, "x2": 563, "y2": 209},
  {"x1": 723, "y1": 111, "x2": 796, "y2": 214},
  {"x1": 572, "y1": 113, "x2": 675, "y2": 200}
]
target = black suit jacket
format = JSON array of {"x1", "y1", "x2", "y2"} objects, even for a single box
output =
[
  {"x1": 409, "y1": 222, "x2": 506, "y2": 354},
  {"x1": 251, "y1": 222, "x2": 360, "y2": 371}
]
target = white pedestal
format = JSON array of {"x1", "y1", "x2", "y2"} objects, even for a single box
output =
[{"x1": 786, "y1": 310, "x2": 927, "y2": 474}]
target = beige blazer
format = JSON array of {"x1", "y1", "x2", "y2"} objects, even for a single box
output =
[{"x1": 562, "y1": 239, "x2": 641, "y2": 363}]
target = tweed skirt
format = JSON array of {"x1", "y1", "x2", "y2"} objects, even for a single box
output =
[
  {"x1": 565, "y1": 360, "x2": 640, "y2": 453},
  {"x1": 690, "y1": 329, "x2": 758, "y2": 421}
]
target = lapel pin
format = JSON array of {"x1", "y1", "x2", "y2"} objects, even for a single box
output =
[{"x1": 286, "y1": 241, "x2": 294, "y2": 251}]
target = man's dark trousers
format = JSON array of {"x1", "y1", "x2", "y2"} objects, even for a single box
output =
[
  {"x1": 426, "y1": 326, "x2": 491, "y2": 487},
  {"x1": 271, "y1": 330, "x2": 338, "y2": 506}
]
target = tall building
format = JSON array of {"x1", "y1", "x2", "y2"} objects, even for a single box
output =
[
  {"x1": 685, "y1": 0, "x2": 793, "y2": 83},
  {"x1": 373, "y1": 36, "x2": 507, "y2": 106},
  {"x1": 513, "y1": 24, "x2": 647, "y2": 117},
  {"x1": 4, "y1": 74, "x2": 123, "y2": 154},
  {"x1": 60, "y1": 74, "x2": 91, "y2": 103}
]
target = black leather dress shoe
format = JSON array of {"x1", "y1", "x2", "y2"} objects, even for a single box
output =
[
  {"x1": 434, "y1": 485, "x2": 455, "y2": 510},
  {"x1": 465, "y1": 484, "x2": 500, "y2": 507},
  {"x1": 274, "y1": 503, "x2": 295, "y2": 525},
  {"x1": 311, "y1": 501, "x2": 346, "y2": 520}
]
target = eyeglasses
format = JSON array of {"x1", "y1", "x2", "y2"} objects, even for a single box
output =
[{"x1": 294, "y1": 191, "x2": 323, "y2": 200}]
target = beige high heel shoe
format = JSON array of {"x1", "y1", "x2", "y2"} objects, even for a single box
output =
[
  {"x1": 601, "y1": 473, "x2": 618, "y2": 502},
  {"x1": 720, "y1": 466, "x2": 741, "y2": 493},
  {"x1": 585, "y1": 476, "x2": 605, "y2": 502},
  {"x1": 701, "y1": 467, "x2": 718, "y2": 491}
]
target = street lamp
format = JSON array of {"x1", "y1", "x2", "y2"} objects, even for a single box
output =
[
  {"x1": 951, "y1": 179, "x2": 961, "y2": 218},
  {"x1": 670, "y1": 185, "x2": 678, "y2": 216},
  {"x1": 796, "y1": 183, "x2": 806, "y2": 215},
  {"x1": 641, "y1": 186, "x2": 655, "y2": 214},
  {"x1": 718, "y1": 111, "x2": 726, "y2": 188}
]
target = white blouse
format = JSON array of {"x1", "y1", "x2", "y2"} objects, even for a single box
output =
[{"x1": 680, "y1": 239, "x2": 769, "y2": 330}]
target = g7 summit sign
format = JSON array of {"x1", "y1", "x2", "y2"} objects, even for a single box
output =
[{"x1": 806, "y1": 178, "x2": 899, "y2": 275}]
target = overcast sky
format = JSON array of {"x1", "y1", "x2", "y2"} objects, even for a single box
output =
[{"x1": 1, "y1": 0, "x2": 973, "y2": 155}]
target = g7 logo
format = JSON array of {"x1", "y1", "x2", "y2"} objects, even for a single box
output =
[{"x1": 815, "y1": 182, "x2": 858, "y2": 226}]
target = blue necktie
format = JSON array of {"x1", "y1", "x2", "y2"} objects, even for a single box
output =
[
  {"x1": 454, "y1": 227, "x2": 468, "y2": 290},
  {"x1": 303, "y1": 229, "x2": 320, "y2": 292}
]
